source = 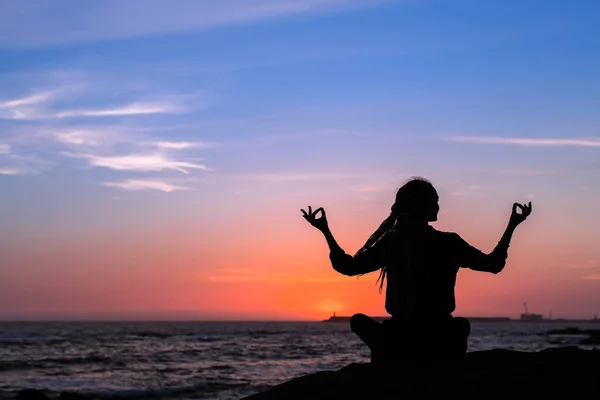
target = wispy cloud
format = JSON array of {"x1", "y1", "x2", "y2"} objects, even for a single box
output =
[
  {"x1": 65, "y1": 152, "x2": 212, "y2": 174},
  {"x1": 582, "y1": 274, "x2": 600, "y2": 280},
  {"x1": 219, "y1": 268, "x2": 256, "y2": 274},
  {"x1": 103, "y1": 179, "x2": 191, "y2": 192},
  {"x1": 0, "y1": 154, "x2": 51, "y2": 176},
  {"x1": 0, "y1": 92, "x2": 53, "y2": 108},
  {"x1": 50, "y1": 130, "x2": 108, "y2": 146},
  {"x1": 237, "y1": 172, "x2": 363, "y2": 183},
  {"x1": 450, "y1": 184, "x2": 487, "y2": 197},
  {"x1": 0, "y1": 0, "x2": 395, "y2": 48},
  {"x1": 0, "y1": 73, "x2": 216, "y2": 187},
  {"x1": 0, "y1": 84, "x2": 202, "y2": 121},
  {"x1": 498, "y1": 169, "x2": 556, "y2": 175},
  {"x1": 0, "y1": 91, "x2": 54, "y2": 119},
  {"x1": 52, "y1": 102, "x2": 180, "y2": 119},
  {"x1": 350, "y1": 185, "x2": 387, "y2": 192},
  {"x1": 568, "y1": 261, "x2": 599, "y2": 269},
  {"x1": 203, "y1": 267, "x2": 355, "y2": 283},
  {"x1": 46, "y1": 128, "x2": 207, "y2": 149},
  {"x1": 153, "y1": 141, "x2": 216, "y2": 150},
  {"x1": 0, "y1": 168, "x2": 26, "y2": 176},
  {"x1": 7, "y1": 100, "x2": 183, "y2": 121},
  {"x1": 448, "y1": 136, "x2": 600, "y2": 147},
  {"x1": 206, "y1": 274, "x2": 352, "y2": 283}
]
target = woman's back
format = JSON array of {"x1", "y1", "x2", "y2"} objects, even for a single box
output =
[{"x1": 384, "y1": 226, "x2": 462, "y2": 320}]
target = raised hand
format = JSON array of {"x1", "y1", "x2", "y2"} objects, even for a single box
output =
[
  {"x1": 301, "y1": 206, "x2": 329, "y2": 232},
  {"x1": 509, "y1": 202, "x2": 532, "y2": 227}
]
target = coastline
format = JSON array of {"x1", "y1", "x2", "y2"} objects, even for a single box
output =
[{"x1": 322, "y1": 315, "x2": 600, "y2": 323}]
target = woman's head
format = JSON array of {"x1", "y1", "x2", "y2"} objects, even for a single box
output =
[
  {"x1": 354, "y1": 176, "x2": 438, "y2": 293},
  {"x1": 392, "y1": 177, "x2": 439, "y2": 222}
]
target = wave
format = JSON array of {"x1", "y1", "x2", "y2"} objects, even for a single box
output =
[
  {"x1": 0, "y1": 381, "x2": 256, "y2": 400},
  {"x1": 89, "y1": 380, "x2": 253, "y2": 399},
  {"x1": 0, "y1": 355, "x2": 117, "y2": 372}
]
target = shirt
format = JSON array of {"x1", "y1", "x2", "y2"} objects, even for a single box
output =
[{"x1": 329, "y1": 225, "x2": 508, "y2": 320}]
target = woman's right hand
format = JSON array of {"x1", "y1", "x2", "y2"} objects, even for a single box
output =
[
  {"x1": 509, "y1": 202, "x2": 532, "y2": 227},
  {"x1": 301, "y1": 206, "x2": 329, "y2": 232}
]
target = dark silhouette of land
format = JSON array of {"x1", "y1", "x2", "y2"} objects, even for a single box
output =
[
  {"x1": 302, "y1": 177, "x2": 532, "y2": 364},
  {"x1": 243, "y1": 347, "x2": 600, "y2": 400},
  {"x1": 322, "y1": 313, "x2": 600, "y2": 323},
  {"x1": 322, "y1": 314, "x2": 511, "y2": 323}
]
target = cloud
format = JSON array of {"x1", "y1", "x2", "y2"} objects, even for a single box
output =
[
  {"x1": 65, "y1": 152, "x2": 212, "y2": 174},
  {"x1": 0, "y1": 154, "x2": 51, "y2": 176},
  {"x1": 103, "y1": 179, "x2": 190, "y2": 192},
  {"x1": 0, "y1": 76, "x2": 216, "y2": 184},
  {"x1": 0, "y1": 0, "x2": 395, "y2": 48},
  {"x1": 498, "y1": 169, "x2": 556, "y2": 175},
  {"x1": 448, "y1": 136, "x2": 600, "y2": 147},
  {"x1": 50, "y1": 130, "x2": 108, "y2": 146},
  {"x1": 582, "y1": 274, "x2": 600, "y2": 280},
  {"x1": 349, "y1": 185, "x2": 387, "y2": 192},
  {"x1": 0, "y1": 92, "x2": 53, "y2": 108},
  {"x1": 0, "y1": 91, "x2": 55, "y2": 119},
  {"x1": 8, "y1": 101, "x2": 182, "y2": 121},
  {"x1": 153, "y1": 141, "x2": 215, "y2": 150},
  {"x1": 450, "y1": 184, "x2": 487, "y2": 197},
  {"x1": 52, "y1": 102, "x2": 179, "y2": 119},
  {"x1": 310, "y1": 292, "x2": 342, "y2": 296},
  {"x1": 237, "y1": 172, "x2": 363, "y2": 183},
  {"x1": 568, "y1": 261, "x2": 599, "y2": 269},
  {"x1": 46, "y1": 128, "x2": 208, "y2": 149},
  {"x1": 0, "y1": 84, "x2": 200, "y2": 121},
  {"x1": 0, "y1": 168, "x2": 27, "y2": 176},
  {"x1": 205, "y1": 274, "x2": 352, "y2": 283},
  {"x1": 219, "y1": 268, "x2": 256, "y2": 274}
]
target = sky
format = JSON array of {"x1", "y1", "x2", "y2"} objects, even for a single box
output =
[{"x1": 1, "y1": 0, "x2": 599, "y2": 321}]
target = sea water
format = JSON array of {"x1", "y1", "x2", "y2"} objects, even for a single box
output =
[{"x1": 0, "y1": 321, "x2": 597, "y2": 400}]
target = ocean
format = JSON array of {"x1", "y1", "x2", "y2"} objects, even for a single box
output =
[{"x1": 0, "y1": 320, "x2": 598, "y2": 400}]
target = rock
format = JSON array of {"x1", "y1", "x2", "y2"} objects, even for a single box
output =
[
  {"x1": 242, "y1": 347, "x2": 600, "y2": 400},
  {"x1": 547, "y1": 327, "x2": 600, "y2": 335},
  {"x1": 14, "y1": 391, "x2": 101, "y2": 400},
  {"x1": 547, "y1": 327, "x2": 587, "y2": 335},
  {"x1": 546, "y1": 327, "x2": 600, "y2": 345},
  {"x1": 581, "y1": 333, "x2": 600, "y2": 345},
  {"x1": 59, "y1": 393, "x2": 93, "y2": 400},
  {"x1": 15, "y1": 390, "x2": 50, "y2": 400}
]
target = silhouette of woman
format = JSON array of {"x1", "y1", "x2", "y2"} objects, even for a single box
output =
[{"x1": 301, "y1": 177, "x2": 532, "y2": 363}]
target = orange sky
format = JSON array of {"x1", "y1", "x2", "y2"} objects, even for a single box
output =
[
  {"x1": 2, "y1": 1, "x2": 600, "y2": 321},
  {"x1": 2, "y1": 184, "x2": 599, "y2": 320}
]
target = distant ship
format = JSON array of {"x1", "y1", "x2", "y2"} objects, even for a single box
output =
[{"x1": 520, "y1": 302, "x2": 544, "y2": 322}]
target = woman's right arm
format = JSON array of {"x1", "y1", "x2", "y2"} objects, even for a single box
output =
[
  {"x1": 323, "y1": 227, "x2": 386, "y2": 276},
  {"x1": 302, "y1": 206, "x2": 384, "y2": 276}
]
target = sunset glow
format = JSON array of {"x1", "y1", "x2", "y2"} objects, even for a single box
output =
[{"x1": 1, "y1": 0, "x2": 599, "y2": 321}]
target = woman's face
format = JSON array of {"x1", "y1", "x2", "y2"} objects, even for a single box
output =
[{"x1": 425, "y1": 188, "x2": 440, "y2": 222}]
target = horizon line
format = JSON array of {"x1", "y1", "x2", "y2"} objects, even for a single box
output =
[{"x1": 1, "y1": 316, "x2": 598, "y2": 323}]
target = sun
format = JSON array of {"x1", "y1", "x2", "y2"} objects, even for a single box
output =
[{"x1": 315, "y1": 299, "x2": 345, "y2": 316}]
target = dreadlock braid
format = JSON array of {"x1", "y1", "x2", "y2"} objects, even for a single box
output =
[{"x1": 353, "y1": 176, "x2": 434, "y2": 316}]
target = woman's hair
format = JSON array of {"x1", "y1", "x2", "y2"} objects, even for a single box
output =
[{"x1": 354, "y1": 176, "x2": 435, "y2": 293}]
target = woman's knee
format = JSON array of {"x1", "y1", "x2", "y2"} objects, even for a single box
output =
[
  {"x1": 454, "y1": 317, "x2": 471, "y2": 337},
  {"x1": 350, "y1": 313, "x2": 370, "y2": 332}
]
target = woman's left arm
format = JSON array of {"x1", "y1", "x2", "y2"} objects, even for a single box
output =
[{"x1": 456, "y1": 202, "x2": 532, "y2": 274}]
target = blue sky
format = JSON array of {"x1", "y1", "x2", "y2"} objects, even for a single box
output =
[{"x1": 1, "y1": 0, "x2": 600, "y2": 319}]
